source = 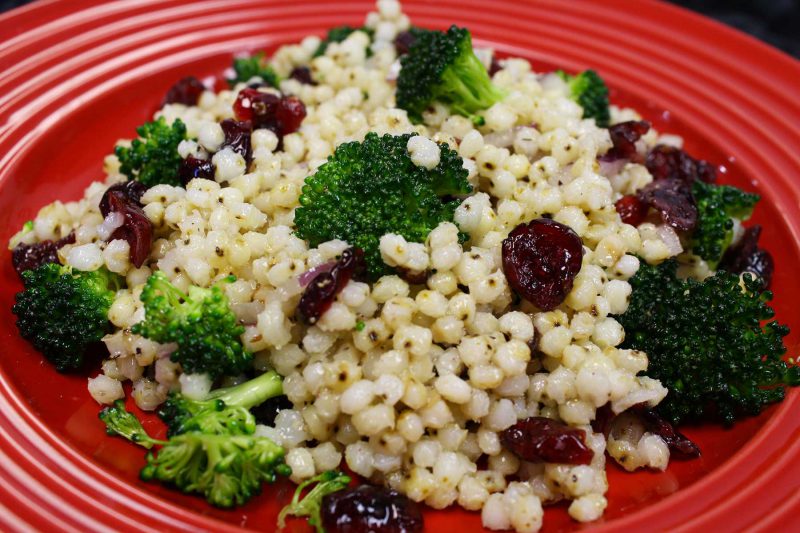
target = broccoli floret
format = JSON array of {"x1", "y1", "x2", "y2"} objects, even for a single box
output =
[
  {"x1": 100, "y1": 401, "x2": 290, "y2": 508},
  {"x1": 13, "y1": 264, "x2": 121, "y2": 371},
  {"x1": 159, "y1": 370, "x2": 283, "y2": 436},
  {"x1": 615, "y1": 260, "x2": 799, "y2": 425},
  {"x1": 294, "y1": 132, "x2": 472, "y2": 276},
  {"x1": 99, "y1": 400, "x2": 154, "y2": 449},
  {"x1": 690, "y1": 180, "x2": 760, "y2": 268},
  {"x1": 227, "y1": 52, "x2": 281, "y2": 87},
  {"x1": 314, "y1": 25, "x2": 374, "y2": 57},
  {"x1": 556, "y1": 69, "x2": 610, "y2": 127},
  {"x1": 116, "y1": 117, "x2": 187, "y2": 187},
  {"x1": 396, "y1": 25, "x2": 505, "y2": 123},
  {"x1": 132, "y1": 271, "x2": 251, "y2": 378},
  {"x1": 277, "y1": 470, "x2": 351, "y2": 532}
]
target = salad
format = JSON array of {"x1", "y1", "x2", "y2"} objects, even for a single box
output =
[{"x1": 7, "y1": 0, "x2": 797, "y2": 531}]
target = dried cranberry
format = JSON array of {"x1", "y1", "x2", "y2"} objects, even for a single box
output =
[
  {"x1": 614, "y1": 194, "x2": 648, "y2": 226},
  {"x1": 637, "y1": 178, "x2": 697, "y2": 231},
  {"x1": 233, "y1": 89, "x2": 306, "y2": 140},
  {"x1": 220, "y1": 118, "x2": 253, "y2": 164},
  {"x1": 719, "y1": 225, "x2": 773, "y2": 289},
  {"x1": 234, "y1": 88, "x2": 276, "y2": 123},
  {"x1": 162, "y1": 76, "x2": 206, "y2": 106},
  {"x1": 12, "y1": 233, "x2": 76, "y2": 277},
  {"x1": 488, "y1": 56, "x2": 502, "y2": 76},
  {"x1": 321, "y1": 485, "x2": 423, "y2": 533},
  {"x1": 393, "y1": 30, "x2": 417, "y2": 56},
  {"x1": 645, "y1": 145, "x2": 716, "y2": 184},
  {"x1": 502, "y1": 219, "x2": 584, "y2": 311},
  {"x1": 100, "y1": 186, "x2": 153, "y2": 268},
  {"x1": 634, "y1": 407, "x2": 701, "y2": 459},
  {"x1": 178, "y1": 156, "x2": 215, "y2": 185},
  {"x1": 395, "y1": 266, "x2": 428, "y2": 285},
  {"x1": 298, "y1": 247, "x2": 366, "y2": 324},
  {"x1": 99, "y1": 181, "x2": 148, "y2": 216},
  {"x1": 275, "y1": 95, "x2": 307, "y2": 136},
  {"x1": 603, "y1": 120, "x2": 651, "y2": 161},
  {"x1": 289, "y1": 66, "x2": 316, "y2": 85},
  {"x1": 250, "y1": 395, "x2": 293, "y2": 427},
  {"x1": 501, "y1": 417, "x2": 593, "y2": 464}
]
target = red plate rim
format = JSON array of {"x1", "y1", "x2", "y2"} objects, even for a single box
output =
[{"x1": 1, "y1": 1, "x2": 799, "y2": 532}]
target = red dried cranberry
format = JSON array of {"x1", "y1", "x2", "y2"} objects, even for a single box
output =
[
  {"x1": 719, "y1": 225, "x2": 773, "y2": 289},
  {"x1": 321, "y1": 485, "x2": 423, "y2": 533},
  {"x1": 234, "y1": 88, "x2": 275, "y2": 123},
  {"x1": 501, "y1": 417, "x2": 593, "y2": 464},
  {"x1": 100, "y1": 186, "x2": 153, "y2": 268},
  {"x1": 502, "y1": 219, "x2": 584, "y2": 311},
  {"x1": 12, "y1": 233, "x2": 76, "y2": 278},
  {"x1": 393, "y1": 30, "x2": 417, "y2": 56},
  {"x1": 220, "y1": 118, "x2": 253, "y2": 164},
  {"x1": 233, "y1": 89, "x2": 306, "y2": 140},
  {"x1": 488, "y1": 56, "x2": 502, "y2": 76},
  {"x1": 99, "y1": 181, "x2": 148, "y2": 216},
  {"x1": 602, "y1": 120, "x2": 651, "y2": 161},
  {"x1": 645, "y1": 144, "x2": 716, "y2": 184},
  {"x1": 275, "y1": 95, "x2": 307, "y2": 136},
  {"x1": 395, "y1": 266, "x2": 427, "y2": 285},
  {"x1": 637, "y1": 178, "x2": 698, "y2": 231},
  {"x1": 298, "y1": 247, "x2": 366, "y2": 324},
  {"x1": 162, "y1": 76, "x2": 206, "y2": 106},
  {"x1": 289, "y1": 66, "x2": 316, "y2": 85},
  {"x1": 633, "y1": 407, "x2": 701, "y2": 459},
  {"x1": 614, "y1": 194, "x2": 648, "y2": 226},
  {"x1": 178, "y1": 156, "x2": 215, "y2": 185}
]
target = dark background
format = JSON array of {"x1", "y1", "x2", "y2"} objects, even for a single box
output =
[{"x1": 1, "y1": 0, "x2": 798, "y2": 58}]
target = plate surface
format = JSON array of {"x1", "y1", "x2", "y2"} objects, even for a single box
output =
[{"x1": 1, "y1": 1, "x2": 799, "y2": 532}]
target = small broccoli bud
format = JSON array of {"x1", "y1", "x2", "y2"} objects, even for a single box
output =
[
  {"x1": 132, "y1": 272, "x2": 252, "y2": 379},
  {"x1": 294, "y1": 132, "x2": 472, "y2": 277},
  {"x1": 99, "y1": 400, "x2": 156, "y2": 449},
  {"x1": 556, "y1": 69, "x2": 611, "y2": 127},
  {"x1": 13, "y1": 264, "x2": 122, "y2": 371},
  {"x1": 115, "y1": 117, "x2": 187, "y2": 188},
  {"x1": 615, "y1": 259, "x2": 798, "y2": 425},
  {"x1": 277, "y1": 470, "x2": 351, "y2": 532},
  {"x1": 227, "y1": 51, "x2": 281, "y2": 87},
  {"x1": 397, "y1": 25, "x2": 505, "y2": 123},
  {"x1": 690, "y1": 180, "x2": 759, "y2": 268}
]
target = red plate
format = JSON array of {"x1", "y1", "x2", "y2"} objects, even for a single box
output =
[{"x1": 1, "y1": 1, "x2": 799, "y2": 531}]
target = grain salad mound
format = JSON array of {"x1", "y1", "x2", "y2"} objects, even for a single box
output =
[{"x1": 12, "y1": 1, "x2": 741, "y2": 531}]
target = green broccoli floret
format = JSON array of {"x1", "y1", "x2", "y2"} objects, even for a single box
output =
[
  {"x1": 227, "y1": 52, "x2": 281, "y2": 87},
  {"x1": 294, "y1": 132, "x2": 472, "y2": 276},
  {"x1": 277, "y1": 470, "x2": 351, "y2": 532},
  {"x1": 116, "y1": 117, "x2": 187, "y2": 188},
  {"x1": 690, "y1": 180, "x2": 760, "y2": 268},
  {"x1": 100, "y1": 401, "x2": 290, "y2": 508},
  {"x1": 314, "y1": 25, "x2": 374, "y2": 57},
  {"x1": 132, "y1": 271, "x2": 251, "y2": 378},
  {"x1": 396, "y1": 25, "x2": 505, "y2": 123},
  {"x1": 13, "y1": 264, "x2": 121, "y2": 371},
  {"x1": 99, "y1": 400, "x2": 154, "y2": 449},
  {"x1": 159, "y1": 370, "x2": 283, "y2": 436},
  {"x1": 555, "y1": 69, "x2": 610, "y2": 127},
  {"x1": 615, "y1": 259, "x2": 799, "y2": 425}
]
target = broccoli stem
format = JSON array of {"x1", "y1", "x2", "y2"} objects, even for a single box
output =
[
  {"x1": 208, "y1": 370, "x2": 284, "y2": 409},
  {"x1": 439, "y1": 51, "x2": 505, "y2": 117}
]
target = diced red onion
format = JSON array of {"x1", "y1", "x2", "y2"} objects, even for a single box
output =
[{"x1": 297, "y1": 260, "x2": 336, "y2": 287}]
